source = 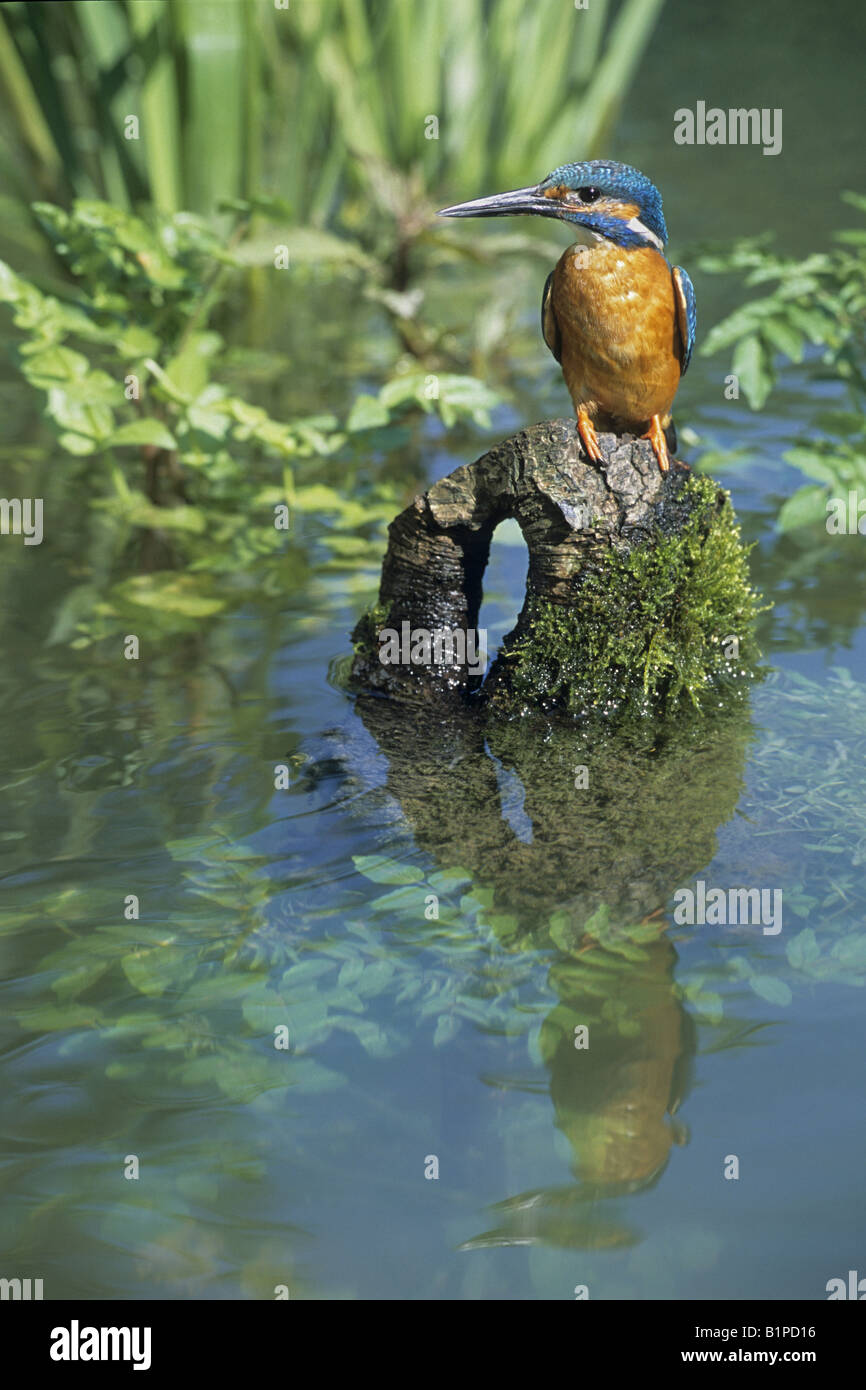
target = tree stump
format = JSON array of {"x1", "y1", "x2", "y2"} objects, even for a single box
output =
[{"x1": 350, "y1": 419, "x2": 761, "y2": 717}]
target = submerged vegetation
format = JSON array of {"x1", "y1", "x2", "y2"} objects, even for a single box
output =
[{"x1": 5, "y1": 663, "x2": 865, "y2": 1113}]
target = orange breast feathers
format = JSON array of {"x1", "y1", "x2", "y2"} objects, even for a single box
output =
[{"x1": 545, "y1": 239, "x2": 684, "y2": 433}]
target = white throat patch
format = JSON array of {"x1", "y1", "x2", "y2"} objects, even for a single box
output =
[
  {"x1": 570, "y1": 216, "x2": 664, "y2": 254},
  {"x1": 570, "y1": 222, "x2": 605, "y2": 249},
  {"x1": 624, "y1": 216, "x2": 664, "y2": 252}
]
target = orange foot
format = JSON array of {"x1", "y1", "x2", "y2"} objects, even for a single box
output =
[
  {"x1": 642, "y1": 414, "x2": 671, "y2": 473},
  {"x1": 577, "y1": 404, "x2": 603, "y2": 463}
]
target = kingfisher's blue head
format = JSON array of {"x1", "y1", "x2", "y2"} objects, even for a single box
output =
[{"x1": 438, "y1": 159, "x2": 668, "y2": 252}]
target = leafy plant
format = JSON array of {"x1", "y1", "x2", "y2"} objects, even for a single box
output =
[
  {"x1": 0, "y1": 0, "x2": 666, "y2": 218},
  {"x1": 698, "y1": 193, "x2": 866, "y2": 532},
  {"x1": 0, "y1": 0, "x2": 266, "y2": 216},
  {"x1": 0, "y1": 0, "x2": 667, "y2": 371},
  {"x1": 0, "y1": 197, "x2": 501, "y2": 643}
]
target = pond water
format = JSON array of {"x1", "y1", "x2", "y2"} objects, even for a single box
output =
[{"x1": 1, "y1": 0, "x2": 865, "y2": 1300}]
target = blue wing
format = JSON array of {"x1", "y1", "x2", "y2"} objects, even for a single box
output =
[
  {"x1": 541, "y1": 269, "x2": 561, "y2": 363},
  {"x1": 672, "y1": 265, "x2": 697, "y2": 374}
]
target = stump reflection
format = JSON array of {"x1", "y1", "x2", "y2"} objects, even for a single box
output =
[{"x1": 353, "y1": 693, "x2": 752, "y2": 1237}]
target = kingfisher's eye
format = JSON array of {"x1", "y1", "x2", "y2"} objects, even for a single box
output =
[{"x1": 577, "y1": 186, "x2": 601, "y2": 203}]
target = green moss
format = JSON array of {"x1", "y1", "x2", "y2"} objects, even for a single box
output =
[
  {"x1": 496, "y1": 475, "x2": 767, "y2": 717},
  {"x1": 351, "y1": 601, "x2": 392, "y2": 657}
]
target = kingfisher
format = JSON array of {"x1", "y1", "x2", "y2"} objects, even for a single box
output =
[{"x1": 438, "y1": 160, "x2": 696, "y2": 473}]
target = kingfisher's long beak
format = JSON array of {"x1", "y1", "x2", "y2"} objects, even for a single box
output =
[{"x1": 437, "y1": 185, "x2": 559, "y2": 220}]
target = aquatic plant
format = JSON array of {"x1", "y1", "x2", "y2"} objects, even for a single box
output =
[{"x1": 698, "y1": 193, "x2": 866, "y2": 532}]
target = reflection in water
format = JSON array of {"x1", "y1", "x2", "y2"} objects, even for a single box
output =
[
  {"x1": 543, "y1": 934, "x2": 693, "y2": 1193},
  {"x1": 353, "y1": 692, "x2": 752, "y2": 1239}
]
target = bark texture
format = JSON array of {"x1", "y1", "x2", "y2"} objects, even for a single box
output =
[{"x1": 350, "y1": 419, "x2": 757, "y2": 715}]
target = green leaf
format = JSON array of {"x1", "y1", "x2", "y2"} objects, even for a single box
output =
[
  {"x1": 110, "y1": 419, "x2": 178, "y2": 450},
  {"x1": 352, "y1": 960, "x2": 395, "y2": 997},
  {"x1": 115, "y1": 325, "x2": 160, "y2": 358},
  {"x1": 427, "y1": 867, "x2": 473, "y2": 893},
  {"x1": 163, "y1": 332, "x2": 222, "y2": 399},
  {"x1": 337, "y1": 958, "x2": 365, "y2": 989},
  {"x1": 12, "y1": 1002, "x2": 97, "y2": 1033},
  {"x1": 352, "y1": 853, "x2": 424, "y2": 885},
  {"x1": 21, "y1": 345, "x2": 89, "y2": 386},
  {"x1": 732, "y1": 334, "x2": 773, "y2": 410},
  {"x1": 331, "y1": 1017, "x2": 393, "y2": 1057},
  {"x1": 369, "y1": 885, "x2": 424, "y2": 915},
  {"x1": 830, "y1": 935, "x2": 866, "y2": 969},
  {"x1": 105, "y1": 491, "x2": 206, "y2": 534},
  {"x1": 188, "y1": 402, "x2": 230, "y2": 439},
  {"x1": 122, "y1": 946, "x2": 196, "y2": 997},
  {"x1": 346, "y1": 393, "x2": 390, "y2": 431},
  {"x1": 583, "y1": 903, "x2": 611, "y2": 935},
  {"x1": 51, "y1": 957, "x2": 112, "y2": 1001},
  {"x1": 106, "y1": 1061, "x2": 147, "y2": 1081},
  {"x1": 179, "y1": 971, "x2": 267, "y2": 1008},
  {"x1": 380, "y1": 370, "x2": 503, "y2": 428},
  {"x1": 777, "y1": 485, "x2": 828, "y2": 532},
  {"x1": 321, "y1": 987, "x2": 365, "y2": 1015},
  {"x1": 241, "y1": 987, "x2": 289, "y2": 1033},
  {"x1": 463, "y1": 885, "x2": 495, "y2": 911},
  {"x1": 211, "y1": 1054, "x2": 293, "y2": 1103},
  {"x1": 748, "y1": 975, "x2": 793, "y2": 1006},
  {"x1": 786, "y1": 928, "x2": 820, "y2": 969},
  {"x1": 114, "y1": 573, "x2": 227, "y2": 617},
  {"x1": 45, "y1": 583, "x2": 101, "y2": 645},
  {"x1": 58, "y1": 431, "x2": 100, "y2": 456},
  {"x1": 280, "y1": 959, "x2": 337, "y2": 992},
  {"x1": 433, "y1": 1014, "x2": 462, "y2": 1047},
  {"x1": 761, "y1": 316, "x2": 804, "y2": 363},
  {"x1": 549, "y1": 909, "x2": 577, "y2": 952},
  {"x1": 782, "y1": 449, "x2": 842, "y2": 487},
  {"x1": 485, "y1": 910, "x2": 520, "y2": 937}
]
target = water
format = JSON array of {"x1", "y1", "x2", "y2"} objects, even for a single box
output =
[{"x1": 2, "y1": 0, "x2": 865, "y2": 1301}]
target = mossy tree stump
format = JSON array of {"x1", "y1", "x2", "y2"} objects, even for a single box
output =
[{"x1": 351, "y1": 419, "x2": 761, "y2": 717}]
